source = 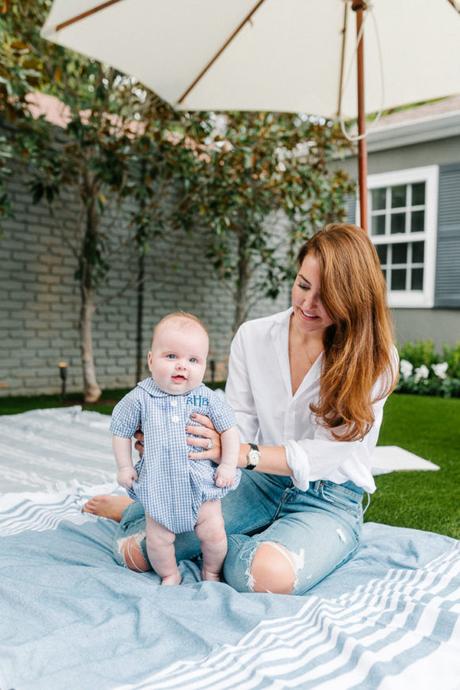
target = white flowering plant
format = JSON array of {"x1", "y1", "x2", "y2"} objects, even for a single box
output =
[{"x1": 396, "y1": 341, "x2": 460, "y2": 397}]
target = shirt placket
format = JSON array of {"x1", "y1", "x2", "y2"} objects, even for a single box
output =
[
  {"x1": 284, "y1": 397, "x2": 297, "y2": 440},
  {"x1": 169, "y1": 395, "x2": 194, "y2": 533},
  {"x1": 169, "y1": 395, "x2": 180, "y2": 424}
]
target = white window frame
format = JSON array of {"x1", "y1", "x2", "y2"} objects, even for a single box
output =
[{"x1": 358, "y1": 165, "x2": 439, "y2": 308}]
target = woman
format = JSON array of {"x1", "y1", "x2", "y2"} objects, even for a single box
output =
[{"x1": 85, "y1": 223, "x2": 397, "y2": 595}]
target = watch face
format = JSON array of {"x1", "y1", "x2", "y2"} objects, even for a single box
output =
[{"x1": 248, "y1": 449, "x2": 259, "y2": 464}]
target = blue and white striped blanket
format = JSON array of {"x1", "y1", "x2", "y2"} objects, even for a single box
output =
[
  {"x1": 0, "y1": 487, "x2": 459, "y2": 690},
  {"x1": 0, "y1": 407, "x2": 459, "y2": 689}
]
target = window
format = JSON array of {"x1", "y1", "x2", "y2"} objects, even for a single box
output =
[{"x1": 364, "y1": 166, "x2": 438, "y2": 308}]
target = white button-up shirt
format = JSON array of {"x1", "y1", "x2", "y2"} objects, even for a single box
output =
[{"x1": 225, "y1": 308, "x2": 396, "y2": 493}]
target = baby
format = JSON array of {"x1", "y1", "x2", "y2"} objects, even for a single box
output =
[{"x1": 110, "y1": 312, "x2": 241, "y2": 585}]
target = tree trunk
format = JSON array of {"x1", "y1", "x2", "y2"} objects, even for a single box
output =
[
  {"x1": 80, "y1": 286, "x2": 101, "y2": 402},
  {"x1": 135, "y1": 250, "x2": 145, "y2": 383},
  {"x1": 232, "y1": 232, "x2": 251, "y2": 333},
  {"x1": 79, "y1": 183, "x2": 102, "y2": 403}
]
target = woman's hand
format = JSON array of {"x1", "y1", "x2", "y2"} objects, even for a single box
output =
[
  {"x1": 186, "y1": 413, "x2": 222, "y2": 462},
  {"x1": 133, "y1": 428, "x2": 144, "y2": 457}
]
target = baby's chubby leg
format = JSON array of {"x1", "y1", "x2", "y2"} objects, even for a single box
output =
[
  {"x1": 146, "y1": 516, "x2": 181, "y2": 586},
  {"x1": 195, "y1": 500, "x2": 227, "y2": 582}
]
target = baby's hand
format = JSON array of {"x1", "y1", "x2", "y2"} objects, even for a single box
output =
[
  {"x1": 117, "y1": 467, "x2": 138, "y2": 489},
  {"x1": 215, "y1": 465, "x2": 236, "y2": 488}
]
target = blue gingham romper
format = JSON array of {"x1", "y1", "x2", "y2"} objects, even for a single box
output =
[{"x1": 110, "y1": 378, "x2": 241, "y2": 533}]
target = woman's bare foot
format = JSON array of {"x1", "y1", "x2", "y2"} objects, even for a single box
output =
[
  {"x1": 83, "y1": 495, "x2": 134, "y2": 522},
  {"x1": 161, "y1": 571, "x2": 182, "y2": 586}
]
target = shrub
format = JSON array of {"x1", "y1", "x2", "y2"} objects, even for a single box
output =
[
  {"x1": 398, "y1": 340, "x2": 438, "y2": 369},
  {"x1": 442, "y1": 342, "x2": 460, "y2": 379},
  {"x1": 397, "y1": 341, "x2": 460, "y2": 398}
]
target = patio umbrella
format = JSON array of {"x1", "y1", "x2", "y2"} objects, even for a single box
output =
[{"x1": 41, "y1": 0, "x2": 460, "y2": 231}]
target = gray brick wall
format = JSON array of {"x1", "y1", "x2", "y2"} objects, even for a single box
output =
[{"x1": 0, "y1": 162, "x2": 289, "y2": 398}]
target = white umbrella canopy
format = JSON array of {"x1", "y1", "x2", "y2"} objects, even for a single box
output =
[
  {"x1": 41, "y1": 0, "x2": 460, "y2": 227},
  {"x1": 42, "y1": 0, "x2": 460, "y2": 117}
]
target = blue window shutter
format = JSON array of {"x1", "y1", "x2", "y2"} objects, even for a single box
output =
[{"x1": 435, "y1": 163, "x2": 460, "y2": 308}]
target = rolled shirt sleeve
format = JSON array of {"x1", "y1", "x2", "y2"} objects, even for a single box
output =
[{"x1": 284, "y1": 437, "x2": 375, "y2": 493}]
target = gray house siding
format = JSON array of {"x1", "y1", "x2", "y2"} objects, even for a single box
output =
[
  {"x1": 339, "y1": 136, "x2": 460, "y2": 178},
  {"x1": 392, "y1": 309, "x2": 460, "y2": 349},
  {"x1": 340, "y1": 135, "x2": 460, "y2": 346},
  {"x1": 345, "y1": 195, "x2": 356, "y2": 225}
]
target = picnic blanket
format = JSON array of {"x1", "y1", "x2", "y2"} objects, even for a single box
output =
[
  {"x1": 0, "y1": 406, "x2": 439, "y2": 494},
  {"x1": 0, "y1": 407, "x2": 458, "y2": 690}
]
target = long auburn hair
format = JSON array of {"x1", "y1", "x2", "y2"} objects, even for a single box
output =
[{"x1": 297, "y1": 224, "x2": 397, "y2": 442}]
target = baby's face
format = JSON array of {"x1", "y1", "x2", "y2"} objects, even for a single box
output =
[{"x1": 148, "y1": 320, "x2": 208, "y2": 395}]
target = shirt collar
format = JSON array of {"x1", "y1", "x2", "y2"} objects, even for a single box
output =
[
  {"x1": 273, "y1": 307, "x2": 293, "y2": 326},
  {"x1": 137, "y1": 377, "x2": 206, "y2": 398},
  {"x1": 270, "y1": 306, "x2": 323, "y2": 399},
  {"x1": 137, "y1": 377, "x2": 169, "y2": 397}
]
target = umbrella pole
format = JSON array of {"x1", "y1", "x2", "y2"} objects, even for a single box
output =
[{"x1": 352, "y1": 1, "x2": 368, "y2": 232}]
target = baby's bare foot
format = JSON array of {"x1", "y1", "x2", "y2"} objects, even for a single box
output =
[
  {"x1": 202, "y1": 569, "x2": 222, "y2": 582},
  {"x1": 83, "y1": 495, "x2": 133, "y2": 522},
  {"x1": 161, "y1": 571, "x2": 182, "y2": 586}
]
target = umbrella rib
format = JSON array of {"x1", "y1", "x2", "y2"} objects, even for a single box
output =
[
  {"x1": 54, "y1": 0, "x2": 122, "y2": 33},
  {"x1": 337, "y1": 1, "x2": 349, "y2": 118},
  {"x1": 177, "y1": 0, "x2": 268, "y2": 106}
]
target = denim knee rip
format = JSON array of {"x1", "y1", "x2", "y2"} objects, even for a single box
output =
[
  {"x1": 246, "y1": 541, "x2": 305, "y2": 593},
  {"x1": 116, "y1": 530, "x2": 147, "y2": 572}
]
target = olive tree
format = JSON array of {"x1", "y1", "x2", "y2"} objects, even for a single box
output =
[
  {"x1": 1, "y1": 1, "x2": 192, "y2": 400},
  {"x1": 180, "y1": 111, "x2": 354, "y2": 331}
]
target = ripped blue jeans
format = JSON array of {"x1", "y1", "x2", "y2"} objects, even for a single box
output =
[{"x1": 113, "y1": 471, "x2": 365, "y2": 595}]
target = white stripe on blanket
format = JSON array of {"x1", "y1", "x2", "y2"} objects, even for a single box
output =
[
  {"x1": 0, "y1": 483, "x2": 118, "y2": 536},
  {"x1": 116, "y1": 545, "x2": 460, "y2": 690}
]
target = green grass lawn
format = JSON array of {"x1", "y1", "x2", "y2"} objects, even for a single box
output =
[
  {"x1": 366, "y1": 394, "x2": 460, "y2": 539},
  {"x1": 1, "y1": 391, "x2": 458, "y2": 539}
]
